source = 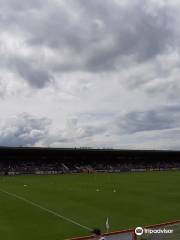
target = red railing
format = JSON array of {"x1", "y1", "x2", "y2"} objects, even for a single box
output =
[{"x1": 68, "y1": 219, "x2": 180, "y2": 240}]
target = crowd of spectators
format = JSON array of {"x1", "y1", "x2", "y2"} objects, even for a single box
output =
[{"x1": 0, "y1": 158, "x2": 180, "y2": 175}]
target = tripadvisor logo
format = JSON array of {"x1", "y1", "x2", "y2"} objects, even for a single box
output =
[
  {"x1": 135, "y1": 226, "x2": 174, "y2": 236},
  {"x1": 135, "y1": 227, "x2": 144, "y2": 236}
]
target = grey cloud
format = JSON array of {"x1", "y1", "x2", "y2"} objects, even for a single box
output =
[
  {"x1": 114, "y1": 105, "x2": 180, "y2": 134},
  {"x1": 52, "y1": 105, "x2": 180, "y2": 144},
  {"x1": 12, "y1": 58, "x2": 53, "y2": 88},
  {"x1": 60, "y1": 116, "x2": 107, "y2": 141},
  {"x1": 78, "y1": 125, "x2": 106, "y2": 139},
  {"x1": 1, "y1": 107, "x2": 180, "y2": 149},
  {"x1": 1, "y1": 0, "x2": 180, "y2": 150},
  {"x1": 69, "y1": 107, "x2": 180, "y2": 149},
  {"x1": 81, "y1": 0, "x2": 176, "y2": 71},
  {"x1": 54, "y1": 105, "x2": 180, "y2": 148},
  {"x1": 0, "y1": 0, "x2": 45, "y2": 11},
  {"x1": 0, "y1": 113, "x2": 51, "y2": 146},
  {"x1": 2, "y1": 54, "x2": 53, "y2": 88},
  {"x1": 145, "y1": 81, "x2": 180, "y2": 99},
  {"x1": 1, "y1": 0, "x2": 176, "y2": 76},
  {"x1": 122, "y1": 52, "x2": 180, "y2": 91},
  {"x1": 0, "y1": 0, "x2": 178, "y2": 90},
  {"x1": 109, "y1": 127, "x2": 180, "y2": 150}
]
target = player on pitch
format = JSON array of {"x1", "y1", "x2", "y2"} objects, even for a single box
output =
[{"x1": 92, "y1": 229, "x2": 105, "y2": 240}]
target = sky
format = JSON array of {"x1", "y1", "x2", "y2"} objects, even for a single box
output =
[{"x1": 1, "y1": 0, "x2": 180, "y2": 149}]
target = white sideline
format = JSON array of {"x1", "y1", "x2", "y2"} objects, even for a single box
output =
[{"x1": 0, "y1": 188, "x2": 92, "y2": 231}]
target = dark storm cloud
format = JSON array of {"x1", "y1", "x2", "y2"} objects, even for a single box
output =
[
  {"x1": 32, "y1": 0, "x2": 176, "y2": 72},
  {"x1": 0, "y1": 0, "x2": 177, "y2": 88},
  {"x1": 80, "y1": 0, "x2": 176, "y2": 71},
  {"x1": 0, "y1": 54, "x2": 53, "y2": 88},
  {"x1": 0, "y1": 113, "x2": 51, "y2": 146},
  {"x1": 11, "y1": 57, "x2": 53, "y2": 88},
  {"x1": 114, "y1": 105, "x2": 180, "y2": 134}
]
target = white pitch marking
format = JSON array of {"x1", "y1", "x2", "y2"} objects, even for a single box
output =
[{"x1": 0, "y1": 188, "x2": 92, "y2": 231}]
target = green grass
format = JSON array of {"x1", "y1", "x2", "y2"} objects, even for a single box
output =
[{"x1": 0, "y1": 171, "x2": 179, "y2": 239}]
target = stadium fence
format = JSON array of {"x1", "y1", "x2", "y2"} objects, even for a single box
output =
[{"x1": 69, "y1": 220, "x2": 180, "y2": 240}]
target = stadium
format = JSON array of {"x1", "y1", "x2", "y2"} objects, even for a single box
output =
[
  {"x1": 0, "y1": 146, "x2": 180, "y2": 239},
  {"x1": 2, "y1": 0, "x2": 180, "y2": 239}
]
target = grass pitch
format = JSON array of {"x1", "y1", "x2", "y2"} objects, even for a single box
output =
[{"x1": 0, "y1": 171, "x2": 179, "y2": 239}]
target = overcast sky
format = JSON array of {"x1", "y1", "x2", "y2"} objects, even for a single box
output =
[{"x1": 1, "y1": 0, "x2": 180, "y2": 149}]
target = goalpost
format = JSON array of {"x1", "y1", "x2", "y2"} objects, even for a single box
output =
[{"x1": 69, "y1": 220, "x2": 180, "y2": 240}]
